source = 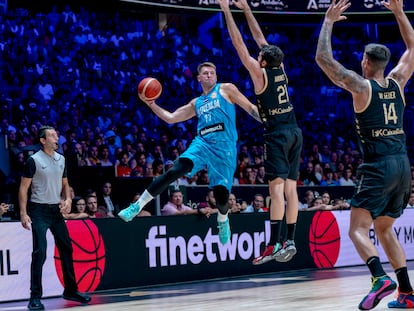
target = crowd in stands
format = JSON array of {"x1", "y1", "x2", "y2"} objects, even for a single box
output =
[{"x1": 1, "y1": 3, "x2": 414, "y2": 219}]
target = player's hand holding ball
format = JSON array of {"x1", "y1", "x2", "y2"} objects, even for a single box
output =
[{"x1": 137, "y1": 77, "x2": 162, "y2": 105}]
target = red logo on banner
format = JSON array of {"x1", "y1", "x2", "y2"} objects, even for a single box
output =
[
  {"x1": 54, "y1": 219, "x2": 106, "y2": 292},
  {"x1": 309, "y1": 211, "x2": 340, "y2": 268}
]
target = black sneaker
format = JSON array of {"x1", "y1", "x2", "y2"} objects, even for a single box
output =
[
  {"x1": 62, "y1": 291, "x2": 91, "y2": 304},
  {"x1": 28, "y1": 298, "x2": 44, "y2": 310}
]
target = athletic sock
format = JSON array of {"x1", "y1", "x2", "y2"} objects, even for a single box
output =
[
  {"x1": 217, "y1": 212, "x2": 228, "y2": 222},
  {"x1": 366, "y1": 256, "x2": 386, "y2": 278},
  {"x1": 395, "y1": 267, "x2": 414, "y2": 293},
  {"x1": 287, "y1": 223, "x2": 296, "y2": 241},
  {"x1": 269, "y1": 220, "x2": 282, "y2": 246},
  {"x1": 137, "y1": 190, "x2": 154, "y2": 210}
]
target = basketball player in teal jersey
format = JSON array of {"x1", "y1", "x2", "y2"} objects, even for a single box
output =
[
  {"x1": 316, "y1": 0, "x2": 414, "y2": 309},
  {"x1": 118, "y1": 62, "x2": 261, "y2": 244},
  {"x1": 219, "y1": 0, "x2": 303, "y2": 264}
]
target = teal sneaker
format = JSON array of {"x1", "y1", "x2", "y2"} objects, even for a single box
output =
[
  {"x1": 118, "y1": 202, "x2": 141, "y2": 222},
  {"x1": 388, "y1": 290, "x2": 414, "y2": 308},
  {"x1": 275, "y1": 239, "x2": 297, "y2": 262},
  {"x1": 217, "y1": 217, "x2": 231, "y2": 244},
  {"x1": 358, "y1": 275, "x2": 396, "y2": 310}
]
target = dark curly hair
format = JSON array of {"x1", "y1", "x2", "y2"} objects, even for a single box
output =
[{"x1": 260, "y1": 45, "x2": 284, "y2": 68}]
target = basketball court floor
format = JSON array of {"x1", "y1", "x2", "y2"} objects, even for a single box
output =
[{"x1": 1, "y1": 261, "x2": 413, "y2": 311}]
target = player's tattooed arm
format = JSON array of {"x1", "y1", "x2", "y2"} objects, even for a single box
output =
[
  {"x1": 247, "y1": 108, "x2": 262, "y2": 123},
  {"x1": 316, "y1": 19, "x2": 366, "y2": 95}
]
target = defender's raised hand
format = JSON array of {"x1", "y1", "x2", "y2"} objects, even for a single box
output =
[
  {"x1": 325, "y1": 0, "x2": 351, "y2": 24},
  {"x1": 382, "y1": 0, "x2": 404, "y2": 13}
]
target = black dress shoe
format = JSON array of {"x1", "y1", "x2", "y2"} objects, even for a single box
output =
[
  {"x1": 28, "y1": 298, "x2": 45, "y2": 310},
  {"x1": 62, "y1": 291, "x2": 91, "y2": 303}
]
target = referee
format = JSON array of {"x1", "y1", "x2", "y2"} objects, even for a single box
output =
[{"x1": 19, "y1": 126, "x2": 91, "y2": 310}]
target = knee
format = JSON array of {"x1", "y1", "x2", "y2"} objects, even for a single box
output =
[{"x1": 167, "y1": 158, "x2": 193, "y2": 179}]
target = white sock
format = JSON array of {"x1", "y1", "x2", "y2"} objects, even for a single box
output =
[
  {"x1": 217, "y1": 212, "x2": 228, "y2": 222},
  {"x1": 136, "y1": 190, "x2": 154, "y2": 211}
]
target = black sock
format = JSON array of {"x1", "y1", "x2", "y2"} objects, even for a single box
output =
[
  {"x1": 269, "y1": 220, "x2": 282, "y2": 245},
  {"x1": 366, "y1": 256, "x2": 386, "y2": 278},
  {"x1": 287, "y1": 223, "x2": 296, "y2": 241},
  {"x1": 395, "y1": 267, "x2": 414, "y2": 293}
]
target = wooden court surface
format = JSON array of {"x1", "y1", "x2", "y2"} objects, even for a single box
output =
[{"x1": 1, "y1": 261, "x2": 413, "y2": 311}]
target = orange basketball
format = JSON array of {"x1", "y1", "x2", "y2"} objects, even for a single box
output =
[{"x1": 137, "y1": 77, "x2": 162, "y2": 101}]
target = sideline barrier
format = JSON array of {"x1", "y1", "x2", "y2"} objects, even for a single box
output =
[{"x1": 1, "y1": 209, "x2": 414, "y2": 302}]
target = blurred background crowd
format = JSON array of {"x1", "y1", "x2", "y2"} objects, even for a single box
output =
[{"x1": 1, "y1": 1, "x2": 414, "y2": 219}]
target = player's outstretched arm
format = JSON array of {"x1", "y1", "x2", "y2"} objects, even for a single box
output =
[
  {"x1": 315, "y1": 0, "x2": 366, "y2": 97},
  {"x1": 384, "y1": 0, "x2": 414, "y2": 88},
  {"x1": 218, "y1": 0, "x2": 264, "y2": 89},
  {"x1": 220, "y1": 83, "x2": 261, "y2": 123},
  {"x1": 142, "y1": 98, "x2": 196, "y2": 124},
  {"x1": 233, "y1": 0, "x2": 268, "y2": 48},
  {"x1": 218, "y1": 1, "x2": 259, "y2": 72}
]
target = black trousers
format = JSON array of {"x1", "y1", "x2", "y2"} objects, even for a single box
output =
[{"x1": 28, "y1": 203, "x2": 78, "y2": 298}]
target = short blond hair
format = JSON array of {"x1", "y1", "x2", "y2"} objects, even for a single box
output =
[{"x1": 197, "y1": 62, "x2": 216, "y2": 74}]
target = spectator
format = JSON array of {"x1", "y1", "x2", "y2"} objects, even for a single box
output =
[
  {"x1": 314, "y1": 163, "x2": 324, "y2": 183},
  {"x1": 130, "y1": 151, "x2": 146, "y2": 177},
  {"x1": 98, "y1": 144, "x2": 114, "y2": 166},
  {"x1": 255, "y1": 165, "x2": 267, "y2": 184},
  {"x1": 104, "y1": 130, "x2": 122, "y2": 162},
  {"x1": 66, "y1": 142, "x2": 87, "y2": 168},
  {"x1": 320, "y1": 168, "x2": 339, "y2": 186},
  {"x1": 332, "y1": 198, "x2": 351, "y2": 210},
  {"x1": 198, "y1": 189, "x2": 217, "y2": 211},
  {"x1": 228, "y1": 193, "x2": 247, "y2": 213},
  {"x1": 300, "y1": 161, "x2": 320, "y2": 186},
  {"x1": 242, "y1": 194, "x2": 268, "y2": 213},
  {"x1": 161, "y1": 190, "x2": 196, "y2": 216},
  {"x1": 320, "y1": 191, "x2": 332, "y2": 205},
  {"x1": 97, "y1": 181, "x2": 117, "y2": 217},
  {"x1": 115, "y1": 151, "x2": 132, "y2": 177},
  {"x1": 299, "y1": 190, "x2": 315, "y2": 210},
  {"x1": 406, "y1": 192, "x2": 414, "y2": 208},
  {"x1": 85, "y1": 145, "x2": 100, "y2": 166},
  {"x1": 64, "y1": 196, "x2": 89, "y2": 219},
  {"x1": 301, "y1": 197, "x2": 334, "y2": 211},
  {"x1": 339, "y1": 167, "x2": 355, "y2": 186},
  {"x1": 152, "y1": 158, "x2": 164, "y2": 177},
  {"x1": 0, "y1": 203, "x2": 10, "y2": 220},
  {"x1": 85, "y1": 194, "x2": 98, "y2": 218},
  {"x1": 239, "y1": 165, "x2": 257, "y2": 184}
]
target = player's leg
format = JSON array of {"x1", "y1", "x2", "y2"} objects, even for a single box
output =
[
  {"x1": 118, "y1": 158, "x2": 194, "y2": 222},
  {"x1": 281, "y1": 178, "x2": 299, "y2": 262},
  {"x1": 281, "y1": 127, "x2": 302, "y2": 261},
  {"x1": 376, "y1": 215, "x2": 414, "y2": 304},
  {"x1": 384, "y1": 158, "x2": 414, "y2": 308},
  {"x1": 213, "y1": 184, "x2": 231, "y2": 244},
  {"x1": 253, "y1": 130, "x2": 289, "y2": 265},
  {"x1": 351, "y1": 208, "x2": 397, "y2": 310},
  {"x1": 252, "y1": 178, "x2": 286, "y2": 265}
]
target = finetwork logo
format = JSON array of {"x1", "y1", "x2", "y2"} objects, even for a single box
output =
[{"x1": 145, "y1": 222, "x2": 270, "y2": 268}]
